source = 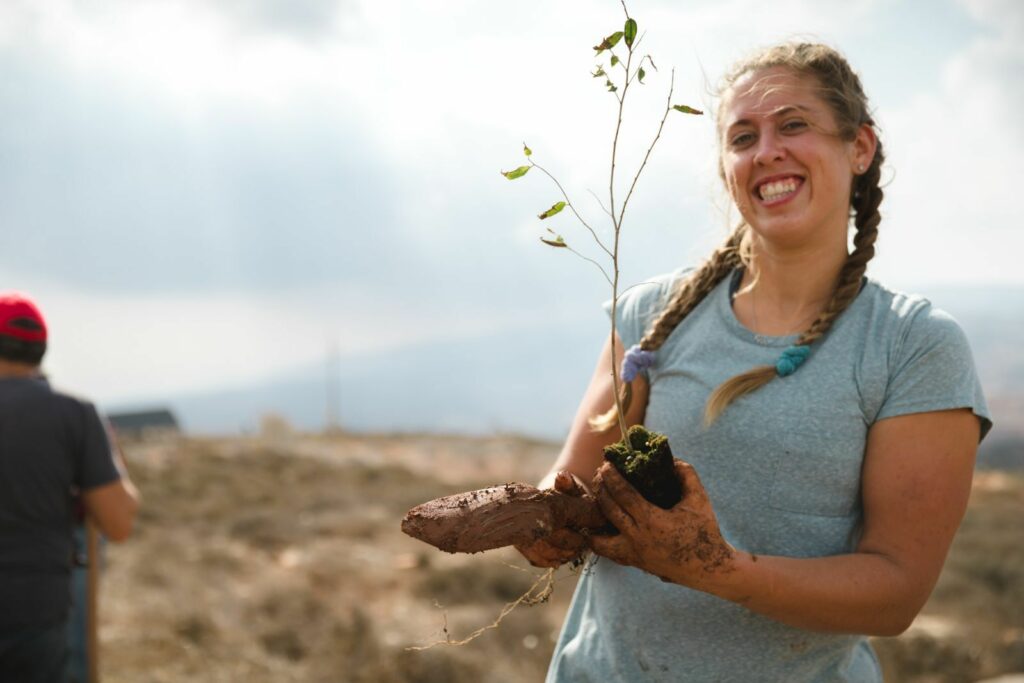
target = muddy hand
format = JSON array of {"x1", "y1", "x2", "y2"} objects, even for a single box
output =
[
  {"x1": 515, "y1": 471, "x2": 590, "y2": 568},
  {"x1": 590, "y1": 460, "x2": 735, "y2": 587}
]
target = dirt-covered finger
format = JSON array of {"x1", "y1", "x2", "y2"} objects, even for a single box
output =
[
  {"x1": 595, "y1": 463, "x2": 646, "y2": 516},
  {"x1": 590, "y1": 532, "x2": 636, "y2": 566},
  {"x1": 672, "y1": 460, "x2": 710, "y2": 509},
  {"x1": 594, "y1": 478, "x2": 639, "y2": 536},
  {"x1": 545, "y1": 528, "x2": 587, "y2": 553},
  {"x1": 515, "y1": 540, "x2": 566, "y2": 568},
  {"x1": 553, "y1": 470, "x2": 585, "y2": 497},
  {"x1": 516, "y1": 535, "x2": 584, "y2": 568}
]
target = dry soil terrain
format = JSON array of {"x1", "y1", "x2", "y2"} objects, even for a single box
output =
[{"x1": 97, "y1": 434, "x2": 1023, "y2": 682}]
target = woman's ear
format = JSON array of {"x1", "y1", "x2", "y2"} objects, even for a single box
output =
[{"x1": 852, "y1": 123, "x2": 878, "y2": 173}]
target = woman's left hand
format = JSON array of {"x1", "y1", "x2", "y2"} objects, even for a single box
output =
[{"x1": 590, "y1": 459, "x2": 737, "y2": 589}]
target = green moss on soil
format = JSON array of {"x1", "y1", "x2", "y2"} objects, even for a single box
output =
[{"x1": 603, "y1": 425, "x2": 682, "y2": 509}]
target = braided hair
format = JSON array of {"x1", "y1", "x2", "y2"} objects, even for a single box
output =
[{"x1": 591, "y1": 43, "x2": 885, "y2": 431}]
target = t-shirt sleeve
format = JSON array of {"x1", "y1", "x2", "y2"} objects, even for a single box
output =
[
  {"x1": 875, "y1": 304, "x2": 993, "y2": 442},
  {"x1": 602, "y1": 270, "x2": 681, "y2": 378},
  {"x1": 79, "y1": 403, "x2": 121, "y2": 490}
]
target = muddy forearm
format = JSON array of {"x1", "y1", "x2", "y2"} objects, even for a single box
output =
[{"x1": 698, "y1": 550, "x2": 924, "y2": 637}]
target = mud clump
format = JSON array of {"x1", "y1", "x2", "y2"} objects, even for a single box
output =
[
  {"x1": 602, "y1": 425, "x2": 682, "y2": 509},
  {"x1": 401, "y1": 483, "x2": 605, "y2": 554}
]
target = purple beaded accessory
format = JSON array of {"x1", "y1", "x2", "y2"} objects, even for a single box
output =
[{"x1": 621, "y1": 344, "x2": 655, "y2": 382}]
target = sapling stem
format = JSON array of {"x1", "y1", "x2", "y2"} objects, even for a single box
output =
[{"x1": 607, "y1": 8, "x2": 637, "y2": 448}]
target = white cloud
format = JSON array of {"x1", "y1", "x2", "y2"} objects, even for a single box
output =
[
  {"x1": 2, "y1": 0, "x2": 1021, "y2": 408},
  {"x1": 873, "y1": 0, "x2": 1022, "y2": 287}
]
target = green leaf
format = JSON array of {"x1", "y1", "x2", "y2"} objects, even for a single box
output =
[
  {"x1": 591, "y1": 66, "x2": 606, "y2": 78},
  {"x1": 593, "y1": 31, "x2": 623, "y2": 53},
  {"x1": 606, "y1": 80, "x2": 618, "y2": 93},
  {"x1": 624, "y1": 18, "x2": 637, "y2": 47},
  {"x1": 638, "y1": 67, "x2": 646, "y2": 83},
  {"x1": 610, "y1": 55, "x2": 619, "y2": 67},
  {"x1": 501, "y1": 165, "x2": 530, "y2": 179},
  {"x1": 523, "y1": 143, "x2": 532, "y2": 157},
  {"x1": 537, "y1": 201, "x2": 567, "y2": 220},
  {"x1": 672, "y1": 104, "x2": 704, "y2": 115},
  {"x1": 540, "y1": 236, "x2": 568, "y2": 248}
]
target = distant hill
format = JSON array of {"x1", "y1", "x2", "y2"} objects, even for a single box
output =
[
  {"x1": 142, "y1": 317, "x2": 607, "y2": 439},
  {"x1": 106, "y1": 285, "x2": 1024, "y2": 468}
]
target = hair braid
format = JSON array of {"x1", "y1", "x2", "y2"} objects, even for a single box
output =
[
  {"x1": 642, "y1": 225, "x2": 747, "y2": 351},
  {"x1": 799, "y1": 150, "x2": 883, "y2": 347},
  {"x1": 704, "y1": 141, "x2": 886, "y2": 424},
  {"x1": 589, "y1": 225, "x2": 747, "y2": 432}
]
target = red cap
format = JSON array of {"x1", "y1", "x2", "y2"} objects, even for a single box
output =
[{"x1": 0, "y1": 292, "x2": 47, "y2": 343}]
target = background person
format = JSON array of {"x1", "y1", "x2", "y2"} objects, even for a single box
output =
[
  {"x1": 518, "y1": 43, "x2": 992, "y2": 682},
  {"x1": 0, "y1": 292, "x2": 140, "y2": 682}
]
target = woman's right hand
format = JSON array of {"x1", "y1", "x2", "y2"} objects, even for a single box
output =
[{"x1": 514, "y1": 471, "x2": 590, "y2": 568}]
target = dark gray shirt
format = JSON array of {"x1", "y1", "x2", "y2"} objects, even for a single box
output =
[{"x1": 0, "y1": 377, "x2": 120, "y2": 628}]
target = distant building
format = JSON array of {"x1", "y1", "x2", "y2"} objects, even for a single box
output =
[{"x1": 107, "y1": 408, "x2": 181, "y2": 441}]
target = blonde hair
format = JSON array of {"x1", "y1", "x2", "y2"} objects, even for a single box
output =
[{"x1": 592, "y1": 43, "x2": 885, "y2": 431}]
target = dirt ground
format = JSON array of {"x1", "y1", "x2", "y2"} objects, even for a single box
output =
[{"x1": 96, "y1": 434, "x2": 1024, "y2": 682}]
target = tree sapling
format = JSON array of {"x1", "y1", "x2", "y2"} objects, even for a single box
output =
[{"x1": 402, "y1": 0, "x2": 699, "y2": 567}]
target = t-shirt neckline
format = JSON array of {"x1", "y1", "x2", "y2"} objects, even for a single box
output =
[
  {"x1": 720, "y1": 268, "x2": 871, "y2": 348},
  {"x1": 720, "y1": 268, "x2": 807, "y2": 348}
]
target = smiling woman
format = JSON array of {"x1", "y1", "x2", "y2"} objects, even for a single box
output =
[{"x1": 518, "y1": 42, "x2": 994, "y2": 683}]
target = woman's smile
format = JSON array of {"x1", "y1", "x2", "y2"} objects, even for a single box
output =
[{"x1": 753, "y1": 174, "x2": 805, "y2": 206}]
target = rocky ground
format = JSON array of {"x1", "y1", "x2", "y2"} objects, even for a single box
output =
[{"x1": 96, "y1": 434, "x2": 1023, "y2": 682}]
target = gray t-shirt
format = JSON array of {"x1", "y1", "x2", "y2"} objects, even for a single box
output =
[
  {"x1": 0, "y1": 376, "x2": 120, "y2": 629},
  {"x1": 547, "y1": 268, "x2": 992, "y2": 682}
]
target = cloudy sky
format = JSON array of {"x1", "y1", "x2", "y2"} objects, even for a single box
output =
[{"x1": 1, "y1": 0, "x2": 1021, "y2": 410}]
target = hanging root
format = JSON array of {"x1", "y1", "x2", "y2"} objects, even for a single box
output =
[{"x1": 405, "y1": 568, "x2": 558, "y2": 651}]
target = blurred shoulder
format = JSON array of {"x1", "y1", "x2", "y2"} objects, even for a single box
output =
[
  {"x1": 857, "y1": 279, "x2": 976, "y2": 368},
  {"x1": 860, "y1": 279, "x2": 967, "y2": 336},
  {"x1": 619, "y1": 266, "x2": 694, "y2": 307},
  {"x1": 42, "y1": 381, "x2": 104, "y2": 422}
]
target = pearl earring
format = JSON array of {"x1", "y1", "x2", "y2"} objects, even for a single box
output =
[{"x1": 857, "y1": 164, "x2": 865, "y2": 173}]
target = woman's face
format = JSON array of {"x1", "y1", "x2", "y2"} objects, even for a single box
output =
[{"x1": 719, "y1": 67, "x2": 873, "y2": 251}]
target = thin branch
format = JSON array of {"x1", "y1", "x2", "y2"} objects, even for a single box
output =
[
  {"x1": 565, "y1": 245, "x2": 614, "y2": 287},
  {"x1": 625, "y1": 34, "x2": 649, "y2": 87},
  {"x1": 530, "y1": 161, "x2": 613, "y2": 259},
  {"x1": 617, "y1": 69, "x2": 675, "y2": 230},
  {"x1": 587, "y1": 188, "x2": 613, "y2": 219}
]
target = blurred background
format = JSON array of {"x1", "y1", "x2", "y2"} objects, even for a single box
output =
[
  {"x1": 1, "y1": 0, "x2": 1021, "y2": 681},
  {"x1": 2, "y1": 0, "x2": 1022, "y2": 439}
]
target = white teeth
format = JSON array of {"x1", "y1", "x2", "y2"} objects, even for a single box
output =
[{"x1": 758, "y1": 178, "x2": 799, "y2": 201}]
